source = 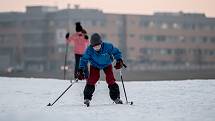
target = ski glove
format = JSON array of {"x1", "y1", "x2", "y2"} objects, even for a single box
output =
[
  {"x1": 114, "y1": 59, "x2": 124, "y2": 70},
  {"x1": 65, "y1": 32, "x2": 70, "y2": 40},
  {"x1": 77, "y1": 68, "x2": 85, "y2": 80},
  {"x1": 84, "y1": 35, "x2": 89, "y2": 40}
]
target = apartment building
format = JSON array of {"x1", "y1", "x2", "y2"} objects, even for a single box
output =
[{"x1": 0, "y1": 6, "x2": 215, "y2": 72}]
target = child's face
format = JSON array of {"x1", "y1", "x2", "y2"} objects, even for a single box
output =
[{"x1": 93, "y1": 44, "x2": 101, "y2": 51}]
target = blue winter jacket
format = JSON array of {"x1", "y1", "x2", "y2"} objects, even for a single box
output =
[{"x1": 79, "y1": 42, "x2": 122, "y2": 69}]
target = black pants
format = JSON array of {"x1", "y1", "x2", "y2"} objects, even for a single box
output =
[
  {"x1": 83, "y1": 65, "x2": 120, "y2": 101},
  {"x1": 74, "y1": 54, "x2": 89, "y2": 78},
  {"x1": 84, "y1": 83, "x2": 120, "y2": 101}
]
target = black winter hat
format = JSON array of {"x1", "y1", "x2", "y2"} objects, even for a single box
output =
[
  {"x1": 75, "y1": 22, "x2": 83, "y2": 32},
  {"x1": 90, "y1": 33, "x2": 102, "y2": 46}
]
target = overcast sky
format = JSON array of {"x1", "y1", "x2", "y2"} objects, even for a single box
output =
[{"x1": 1, "y1": 0, "x2": 215, "y2": 17}]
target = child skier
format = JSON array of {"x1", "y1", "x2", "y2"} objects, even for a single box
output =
[
  {"x1": 77, "y1": 33, "x2": 125, "y2": 106},
  {"x1": 65, "y1": 22, "x2": 89, "y2": 79}
]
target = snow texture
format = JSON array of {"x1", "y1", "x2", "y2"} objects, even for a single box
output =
[{"x1": 0, "y1": 77, "x2": 215, "y2": 121}]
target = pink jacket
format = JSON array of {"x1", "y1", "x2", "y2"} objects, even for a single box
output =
[{"x1": 67, "y1": 32, "x2": 89, "y2": 55}]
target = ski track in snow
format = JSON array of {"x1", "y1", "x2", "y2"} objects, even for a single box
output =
[{"x1": 0, "y1": 77, "x2": 215, "y2": 121}]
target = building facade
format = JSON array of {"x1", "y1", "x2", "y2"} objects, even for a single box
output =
[{"x1": 0, "y1": 6, "x2": 215, "y2": 72}]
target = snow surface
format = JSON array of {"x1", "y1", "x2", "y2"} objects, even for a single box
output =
[{"x1": 0, "y1": 77, "x2": 215, "y2": 121}]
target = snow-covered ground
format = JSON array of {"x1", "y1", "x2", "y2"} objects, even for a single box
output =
[{"x1": 0, "y1": 77, "x2": 215, "y2": 121}]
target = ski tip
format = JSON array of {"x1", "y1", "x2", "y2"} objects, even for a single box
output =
[
  {"x1": 84, "y1": 102, "x2": 90, "y2": 107},
  {"x1": 85, "y1": 104, "x2": 90, "y2": 107},
  {"x1": 47, "y1": 103, "x2": 52, "y2": 106},
  {"x1": 130, "y1": 101, "x2": 133, "y2": 105},
  {"x1": 126, "y1": 101, "x2": 133, "y2": 105}
]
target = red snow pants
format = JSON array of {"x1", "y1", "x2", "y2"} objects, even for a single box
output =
[{"x1": 87, "y1": 64, "x2": 116, "y2": 85}]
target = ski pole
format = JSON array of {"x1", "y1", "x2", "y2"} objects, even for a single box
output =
[
  {"x1": 119, "y1": 64, "x2": 133, "y2": 105},
  {"x1": 47, "y1": 79, "x2": 78, "y2": 106},
  {"x1": 63, "y1": 42, "x2": 69, "y2": 80}
]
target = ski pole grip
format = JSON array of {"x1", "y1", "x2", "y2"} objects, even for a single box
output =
[{"x1": 123, "y1": 63, "x2": 127, "y2": 68}]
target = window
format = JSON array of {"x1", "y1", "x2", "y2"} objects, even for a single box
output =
[
  {"x1": 23, "y1": 33, "x2": 44, "y2": 45},
  {"x1": 208, "y1": 50, "x2": 215, "y2": 56},
  {"x1": 98, "y1": 21, "x2": 106, "y2": 27},
  {"x1": 24, "y1": 47, "x2": 46, "y2": 57},
  {"x1": 210, "y1": 37, "x2": 215, "y2": 43},
  {"x1": 204, "y1": 25, "x2": 211, "y2": 30},
  {"x1": 159, "y1": 49, "x2": 176, "y2": 55},
  {"x1": 175, "y1": 49, "x2": 185, "y2": 55},
  {"x1": 197, "y1": 23, "x2": 205, "y2": 30},
  {"x1": 0, "y1": 47, "x2": 12, "y2": 54},
  {"x1": 173, "y1": 23, "x2": 181, "y2": 29},
  {"x1": 167, "y1": 36, "x2": 178, "y2": 42},
  {"x1": 167, "y1": 49, "x2": 173, "y2": 55},
  {"x1": 183, "y1": 23, "x2": 195, "y2": 30},
  {"x1": 0, "y1": 21, "x2": 15, "y2": 28},
  {"x1": 161, "y1": 23, "x2": 168, "y2": 29},
  {"x1": 139, "y1": 48, "x2": 153, "y2": 54},
  {"x1": 179, "y1": 36, "x2": 186, "y2": 42},
  {"x1": 140, "y1": 21, "x2": 149, "y2": 28},
  {"x1": 49, "y1": 20, "x2": 55, "y2": 27},
  {"x1": 191, "y1": 24, "x2": 196, "y2": 30},
  {"x1": 142, "y1": 35, "x2": 154, "y2": 42},
  {"x1": 191, "y1": 37, "x2": 196, "y2": 43},
  {"x1": 202, "y1": 37, "x2": 208, "y2": 43},
  {"x1": 156, "y1": 35, "x2": 166, "y2": 42},
  {"x1": 149, "y1": 21, "x2": 155, "y2": 27},
  {"x1": 160, "y1": 49, "x2": 167, "y2": 55},
  {"x1": 116, "y1": 20, "x2": 123, "y2": 27}
]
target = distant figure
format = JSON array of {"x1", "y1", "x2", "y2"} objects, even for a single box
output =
[
  {"x1": 77, "y1": 33, "x2": 125, "y2": 106},
  {"x1": 65, "y1": 22, "x2": 89, "y2": 79}
]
